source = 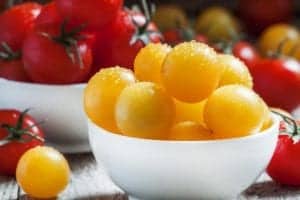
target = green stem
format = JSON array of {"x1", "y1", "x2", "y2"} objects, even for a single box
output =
[{"x1": 272, "y1": 110, "x2": 298, "y2": 137}]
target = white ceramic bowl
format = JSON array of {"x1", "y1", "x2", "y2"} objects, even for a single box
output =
[
  {"x1": 0, "y1": 78, "x2": 89, "y2": 153},
  {"x1": 89, "y1": 114, "x2": 280, "y2": 200}
]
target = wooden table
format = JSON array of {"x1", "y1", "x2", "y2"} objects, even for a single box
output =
[{"x1": 1, "y1": 153, "x2": 300, "y2": 200}]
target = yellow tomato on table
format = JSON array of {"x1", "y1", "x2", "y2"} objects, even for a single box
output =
[{"x1": 16, "y1": 146, "x2": 70, "y2": 199}]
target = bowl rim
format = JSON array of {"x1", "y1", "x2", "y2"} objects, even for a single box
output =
[
  {"x1": 0, "y1": 77, "x2": 86, "y2": 88},
  {"x1": 88, "y1": 113, "x2": 280, "y2": 144}
]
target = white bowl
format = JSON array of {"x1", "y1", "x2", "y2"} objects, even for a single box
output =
[
  {"x1": 0, "y1": 78, "x2": 89, "y2": 153},
  {"x1": 89, "y1": 114, "x2": 280, "y2": 200}
]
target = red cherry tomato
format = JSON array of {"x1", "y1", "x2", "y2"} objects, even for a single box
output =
[
  {"x1": 250, "y1": 58, "x2": 300, "y2": 112},
  {"x1": 0, "y1": 59, "x2": 30, "y2": 82},
  {"x1": 0, "y1": 109, "x2": 44, "y2": 176},
  {"x1": 0, "y1": 3, "x2": 41, "y2": 52},
  {"x1": 93, "y1": 9, "x2": 161, "y2": 70},
  {"x1": 267, "y1": 117, "x2": 300, "y2": 186},
  {"x1": 232, "y1": 41, "x2": 261, "y2": 70},
  {"x1": 22, "y1": 29, "x2": 92, "y2": 84},
  {"x1": 55, "y1": 0, "x2": 123, "y2": 30},
  {"x1": 163, "y1": 30, "x2": 183, "y2": 46}
]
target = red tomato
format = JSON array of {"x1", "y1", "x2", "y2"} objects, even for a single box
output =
[
  {"x1": 163, "y1": 29, "x2": 208, "y2": 46},
  {"x1": 232, "y1": 41, "x2": 261, "y2": 70},
  {"x1": 163, "y1": 30, "x2": 183, "y2": 46},
  {"x1": 0, "y1": 3, "x2": 41, "y2": 52},
  {"x1": 93, "y1": 9, "x2": 161, "y2": 70},
  {"x1": 267, "y1": 115, "x2": 300, "y2": 186},
  {"x1": 22, "y1": 27, "x2": 93, "y2": 84},
  {"x1": 0, "y1": 59, "x2": 30, "y2": 82},
  {"x1": 0, "y1": 109, "x2": 44, "y2": 176},
  {"x1": 238, "y1": 0, "x2": 293, "y2": 35},
  {"x1": 215, "y1": 40, "x2": 260, "y2": 69},
  {"x1": 0, "y1": 42, "x2": 31, "y2": 82},
  {"x1": 250, "y1": 58, "x2": 300, "y2": 112},
  {"x1": 35, "y1": 2, "x2": 62, "y2": 32},
  {"x1": 55, "y1": 0, "x2": 123, "y2": 30}
]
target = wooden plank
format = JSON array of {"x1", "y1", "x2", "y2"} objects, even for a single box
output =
[
  {"x1": 0, "y1": 176, "x2": 18, "y2": 200},
  {"x1": 2, "y1": 153, "x2": 300, "y2": 200},
  {"x1": 17, "y1": 154, "x2": 127, "y2": 200}
]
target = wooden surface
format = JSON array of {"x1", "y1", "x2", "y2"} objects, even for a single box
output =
[{"x1": 1, "y1": 153, "x2": 300, "y2": 200}]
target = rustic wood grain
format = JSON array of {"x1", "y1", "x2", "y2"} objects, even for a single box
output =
[{"x1": 1, "y1": 153, "x2": 300, "y2": 200}]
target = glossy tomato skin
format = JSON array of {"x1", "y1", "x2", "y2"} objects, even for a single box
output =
[
  {"x1": 0, "y1": 110, "x2": 44, "y2": 176},
  {"x1": 34, "y1": 2, "x2": 83, "y2": 35},
  {"x1": 238, "y1": 0, "x2": 293, "y2": 35},
  {"x1": 93, "y1": 10, "x2": 161, "y2": 70},
  {"x1": 0, "y1": 3, "x2": 41, "y2": 51},
  {"x1": 232, "y1": 41, "x2": 261, "y2": 70},
  {"x1": 34, "y1": 2, "x2": 62, "y2": 33},
  {"x1": 55, "y1": 0, "x2": 123, "y2": 30},
  {"x1": 250, "y1": 58, "x2": 300, "y2": 112},
  {"x1": 0, "y1": 59, "x2": 31, "y2": 82},
  {"x1": 22, "y1": 32, "x2": 92, "y2": 84},
  {"x1": 267, "y1": 121, "x2": 300, "y2": 186}
]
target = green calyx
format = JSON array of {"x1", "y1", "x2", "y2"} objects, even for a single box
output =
[
  {"x1": 40, "y1": 20, "x2": 86, "y2": 68},
  {"x1": 0, "y1": 42, "x2": 21, "y2": 61},
  {"x1": 0, "y1": 109, "x2": 44, "y2": 146},
  {"x1": 272, "y1": 110, "x2": 300, "y2": 142}
]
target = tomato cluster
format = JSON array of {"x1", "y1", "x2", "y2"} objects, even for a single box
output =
[
  {"x1": 0, "y1": 0, "x2": 161, "y2": 84},
  {"x1": 153, "y1": 2, "x2": 300, "y2": 112}
]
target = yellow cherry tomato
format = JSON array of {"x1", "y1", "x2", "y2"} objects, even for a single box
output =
[
  {"x1": 174, "y1": 99, "x2": 206, "y2": 123},
  {"x1": 115, "y1": 82, "x2": 175, "y2": 139},
  {"x1": 258, "y1": 24, "x2": 299, "y2": 56},
  {"x1": 291, "y1": 40, "x2": 300, "y2": 61},
  {"x1": 195, "y1": 6, "x2": 240, "y2": 42},
  {"x1": 218, "y1": 54, "x2": 253, "y2": 88},
  {"x1": 204, "y1": 85, "x2": 265, "y2": 139},
  {"x1": 152, "y1": 5, "x2": 188, "y2": 31},
  {"x1": 162, "y1": 41, "x2": 223, "y2": 103},
  {"x1": 134, "y1": 43, "x2": 171, "y2": 84},
  {"x1": 169, "y1": 121, "x2": 213, "y2": 140},
  {"x1": 84, "y1": 67, "x2": 135, "y2": 133},
  {"x1": 16, "y1": 146, "x2": 70, "y2": 199}
]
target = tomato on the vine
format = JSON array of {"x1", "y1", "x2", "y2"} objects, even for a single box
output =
[
  {"x1": 267, "y1": 113, "x2": 300, "y2": 186},
  {"x1": 250, "y1": 57, "x2": 300, "y2": 112},
  {"x1": 0, "y1": 109, "x2": 44, "y2": 176},
  {"x1": 93, "y1": 8, "x2": 161, "y2": 69},
  {"x1": 23, "y1": 23, "x2": 93, "y2": 84}
]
